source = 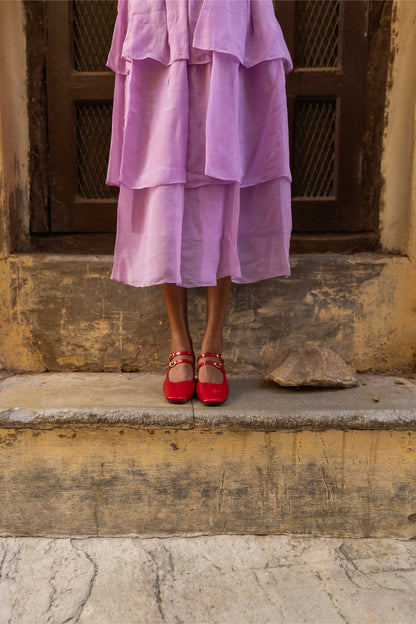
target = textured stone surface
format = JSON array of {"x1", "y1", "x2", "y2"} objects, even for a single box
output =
[
  {"x1": 1, "y1": 535, "x2": 416, "y2": 624},
  {"x1": 1, "y1": 373, "x2": 416, "y2": 538},
  {"x1": 0, "y1": 372, "x2": 194, "y2": 429},
  {"x1": 1, "y1": 254, "x2": 416, "y2": 375},
  {"x1": 1, "y1": 425, "x2": 416, "y2": 538},
  {"x1": 265, "y1": 346, "x2": 359, "y2": 388},
  {"x1": 1, "y1": 372, "x2": 416, "y2": 431}
]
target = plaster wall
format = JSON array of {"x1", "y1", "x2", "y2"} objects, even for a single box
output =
[
  {"x1": 0, "y1": 1, "x2": 30, "y2": 257},
  {"x1": 380, "y1": 0, "x2": 416, "y2": 257},
  {"x1": 0, "y1": 254, "x2": 414, "y2": 374}
]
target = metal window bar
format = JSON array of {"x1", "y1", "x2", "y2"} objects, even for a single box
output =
[
  {"x1": 77, "y1": 103, "x2": 117, "y2": 199},
  {"x1": 73, "y1": 0, "x2": 117, "y2": 72},
  {"x1": 295, "y1": 0, "x2": 340, "y2": 68},
  {"x1": 292, "y1": 99, "x2": 336, "y2": 198}
]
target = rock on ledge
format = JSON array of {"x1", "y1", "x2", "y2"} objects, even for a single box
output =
[{"x1": 265, "y1": 346, "x2": 359, "y2": 388}]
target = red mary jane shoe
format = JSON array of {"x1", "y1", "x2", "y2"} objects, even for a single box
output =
[
  {"x1": 163, "y1": 351, "x2": 195, "y2": 403},
  {"x1": 196, "y1": 353, "x2": 229, "y2": 406}
]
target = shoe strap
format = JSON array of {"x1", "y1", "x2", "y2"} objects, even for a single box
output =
[
  {"x1": 169, "y1": 358, "x2": 195, "y2": 369},
  {"x1": 197, "y1": 359, "x2": 225, "y2": 372},
  {"x1": 198, "y1": 352, "x2": 224, "y2": 363},
  {"x1": 169, "y1": 351, "x2": 195, "y2": 360}
]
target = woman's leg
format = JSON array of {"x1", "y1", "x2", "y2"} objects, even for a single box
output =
[
  {"x1": 161, "y1": 284, "x2": 194, "y2": 382},
  {"x1": 199, "y1": 276, "x2": 232, "y2": 383}
]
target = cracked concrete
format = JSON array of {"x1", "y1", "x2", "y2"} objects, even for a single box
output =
[{"x1": 1, "y1": 535, "x2": 416, "y2": 624}]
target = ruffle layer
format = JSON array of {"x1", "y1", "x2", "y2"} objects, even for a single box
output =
[
  {"x1": 106, "y1": 54, "x2": 291, "y2": 190},
  {"x1": 107, "y1": 1, "x2": 293, "y2": 287},
  {"x1": 107, "y1": 0, "x2": 292, "y2": 73},
  {"x1": 111, "y1": 178, "x2": 292, "y2": 287}
]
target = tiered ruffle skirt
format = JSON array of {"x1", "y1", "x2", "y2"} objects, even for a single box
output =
[{"x1": 107, "y1": 0, "x2": 293, "y2": 287}]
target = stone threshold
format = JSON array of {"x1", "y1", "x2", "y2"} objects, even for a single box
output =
[{"x1": 1, "y1": 371, "x2": 415, "y2": 431}]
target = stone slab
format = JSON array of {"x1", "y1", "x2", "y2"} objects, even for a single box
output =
[
  {"x1": 0, "y1": 372, "x2": 194, "y2": 429},
  {"x1": 0, "y1": 372, "x2": 416, "y2": 430},
  {"x1": 1, "y1": 535, "x2": 416, "y2": 624},
  {"x1": 1, "y1": 373, "x2": 416, "y2": 538}
]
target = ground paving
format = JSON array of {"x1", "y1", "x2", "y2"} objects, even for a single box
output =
[{"x1": 1, "y1": 534, "x2": 416, "y2": 624}]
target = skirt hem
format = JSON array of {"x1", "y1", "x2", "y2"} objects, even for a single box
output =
[{"x1": 110, "y1": 269, "x2": 291, "y2": 290}]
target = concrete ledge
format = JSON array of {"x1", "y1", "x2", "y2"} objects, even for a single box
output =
[
  {"x1": 2, "y1": 372, "x2": 416, "y2": 538},
  {"x1": 0, "y1": 372, "x2": 415, "y2": 431}
]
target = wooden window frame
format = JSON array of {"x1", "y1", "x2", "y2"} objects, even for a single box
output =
[{"x1": 46, "y1": 1, "x2": 116, "y2": 234}]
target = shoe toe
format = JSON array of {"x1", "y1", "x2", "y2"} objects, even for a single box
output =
[
  {"x1": 163, "y1": 377, "x2": 195, "y2": 403},
  {"x1": 196, "y1": 380, "x2": 229, "y2": 405}
]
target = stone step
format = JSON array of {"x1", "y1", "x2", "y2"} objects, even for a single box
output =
[{"x1": 1, "y1": 372, "x2": 416, "y2": 538}]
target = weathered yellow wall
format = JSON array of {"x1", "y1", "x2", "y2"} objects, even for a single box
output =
[
  {"x1": 1, "y1": 425, "x2": 415, "y2": 537},
  {"x1": 380, "y1": 0, "x2": 416, "y2": 257},
  {"x1": 0, "y1": 254, "x2": 415, "y2": 374},
  {"x1": 346, "y1": 257, "x2": 416, "y2": 371},
  {"x1": 0, "y1": 0, "x2": 30, "y2": 257}
]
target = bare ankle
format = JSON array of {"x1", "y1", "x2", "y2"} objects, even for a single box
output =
[
  {"x1": 201, "y1": 335, "x2": 223, "y2": 355},
  {"x1": 170, "y1": 334, "x2": 193, "y2": 354}
]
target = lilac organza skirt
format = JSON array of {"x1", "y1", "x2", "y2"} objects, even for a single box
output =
[{"x1": 106, "y1": 0, "x2": 293, "y2": 288}]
